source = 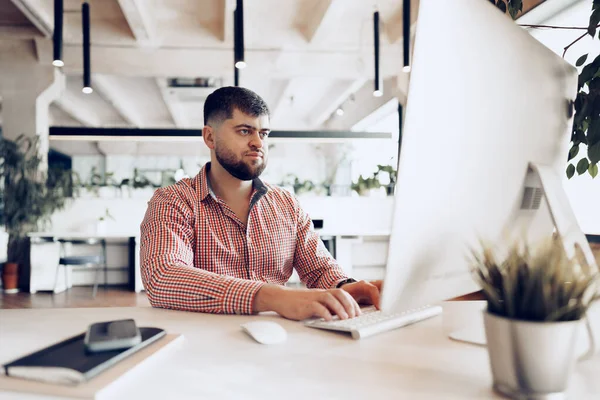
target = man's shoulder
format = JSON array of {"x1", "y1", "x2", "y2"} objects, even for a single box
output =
[
  {"x1": 149, "y1": 176, "x2": 200, "y2": 209},
  {"x1": 262, "y1": 182, "x2": 299, "y2": 206}
]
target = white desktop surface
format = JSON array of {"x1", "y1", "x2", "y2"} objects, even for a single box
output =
[{"x1": 0, "y1": 302, "x2": 599, "y2": 399}]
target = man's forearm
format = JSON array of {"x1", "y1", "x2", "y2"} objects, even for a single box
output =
[
  {"x1": 142, "y1": 256, "x2": 265, "y2": 314},
  {"x1": 253, "y1": 284, "x2": 286, "y2": 313}
]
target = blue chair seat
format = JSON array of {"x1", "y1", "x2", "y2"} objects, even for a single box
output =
[{"x1": 59, "y1": 255, "x2": 102, "y2": 266}]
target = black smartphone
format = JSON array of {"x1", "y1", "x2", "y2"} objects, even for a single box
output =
[{"x1": 84, "y1": 319, "x2": 142, "y2": 353}]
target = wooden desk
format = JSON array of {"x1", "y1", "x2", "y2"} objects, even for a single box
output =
[{"x1": 0, "y1": 302, "x2": 598, "y2": 399}]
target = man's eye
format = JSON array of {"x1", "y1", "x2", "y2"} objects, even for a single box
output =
[
  {"x1": 240, "y1": 129, "x2": 249, "y2": 135},
  {"x1": 260, "y1": 132, "x2": 269, "y2": 139}
]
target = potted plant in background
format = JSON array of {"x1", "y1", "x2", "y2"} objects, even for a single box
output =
[
  {"x1": 351, "y1": 174, "x2": 381, "y2": 197},
  {"x1": 374, "y1": 164, "x2": 397, "y2": 196},
  {"x1": 471, "y1": 238, "x2": 599, "y2": 398},
  {"x1": 96, "y1": 208, "x2": 115, "y2": 235},
  {"x1": 0, "y1": 135, "x2": 73, "y2": 293}
]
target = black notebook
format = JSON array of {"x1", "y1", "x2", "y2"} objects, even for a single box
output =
[{"x1": 2, "y1": 327, "x2": 166, "y2": 385}]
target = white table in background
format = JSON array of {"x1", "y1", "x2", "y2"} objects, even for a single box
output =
[{"x1": 28, "y1": 233, "x2": 142, "y2": 293}]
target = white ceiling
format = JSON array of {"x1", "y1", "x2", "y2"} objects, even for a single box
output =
[
  {"x1": 0, "y1": 0, "x2": 555, "y2": 156},
  {"x1": 3, "y1": 0, "x2": 420, "y2": 133}
]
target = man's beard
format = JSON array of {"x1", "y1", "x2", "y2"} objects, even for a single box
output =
[{"x1": 215, "y1": 145, "x2": 267, "y2": 181}]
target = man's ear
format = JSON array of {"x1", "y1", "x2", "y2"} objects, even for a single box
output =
[{"x1": 203, "y1": 126, "x2": 215, "y2": 150}]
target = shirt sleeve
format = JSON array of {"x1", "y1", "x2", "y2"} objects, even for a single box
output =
[
  {"x1": 140, "y1": 188, "x2": 265, "y2": 315},
  {"x1": 292, "y1": 199, "x2": 350, "y2": 289}
]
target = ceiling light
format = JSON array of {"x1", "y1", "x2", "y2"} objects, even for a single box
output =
[
  {"x1": 403, "y1": 0, "x2": 411, "y2": 72},
  {"x1": 234, "y1": 0, "x2": 245, "y2": 70},
  {"x1": 53, "y1": 0, "x2": 63, "y2": 67},
  {"x1": 82, "y1": 2, "x2": 92, "y2": 94},
  {"x1": 373, "y1": 10, "x2": 382, "y2": 97}
]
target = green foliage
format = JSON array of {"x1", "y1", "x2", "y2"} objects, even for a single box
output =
[
  {"x1": 351, "y1": 174, "x2": 380, "y2": 195},
  {"x1": 470, "y1": 238, "x2": 599, "y2": 322},
  {"x1": 351, "y1": 164, "x2": 397, "y2": 196},
  {"x1": 490, "y1": 0, "x2": 523, "y2": 20},
  {"x1": 0, "y1": 135, "x2": 72, "y2": 238},
  {"x1": 566, "y1": 163, "x2": 575, "y2": 179},
  {"x1": 495, "y1": 0, "x2": 599, "y2": 178},
  {"x1": 292, "y1": 177, "x2": 315, "y2": 195},
  {"x1": 98, "y1": 208, "x2": 115, "y2": 222}
]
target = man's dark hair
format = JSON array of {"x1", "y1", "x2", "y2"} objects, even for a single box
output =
[{"x1": 203, "y1": 86, "x2": 270, "y2": 127}]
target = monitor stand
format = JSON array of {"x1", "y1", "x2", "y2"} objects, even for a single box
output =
[{"x1": 448, "y1": 162, "x2": 599, "y2": 361}]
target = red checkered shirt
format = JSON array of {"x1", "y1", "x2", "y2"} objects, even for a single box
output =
[{"x1": 140, "y1": 163, "x2": 349, "y2": 315}]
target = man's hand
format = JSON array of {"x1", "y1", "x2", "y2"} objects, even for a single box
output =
[
  {"x1": 340, "y1": 280, "x2": 383, "y2": 309},
  {"x1": 253, "y1": 285, "x2": 361, "y2": 321}
]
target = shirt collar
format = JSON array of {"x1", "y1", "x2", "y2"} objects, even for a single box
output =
[{"x1": 198, "y1": 162, "x2": 269, "y2": 203}]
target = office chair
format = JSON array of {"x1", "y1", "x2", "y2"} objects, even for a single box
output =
[{"x1": 54, "y1": 238, "x2": 107, "y2": 297}]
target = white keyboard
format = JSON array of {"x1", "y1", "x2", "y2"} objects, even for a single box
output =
[{"x1": 304, "y1": 305, "x2": 443, "y2": 339}]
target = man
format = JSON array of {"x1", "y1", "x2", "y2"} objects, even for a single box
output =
[{"x1": 140, "y1": 86, "x2": 382, "y2": 321}]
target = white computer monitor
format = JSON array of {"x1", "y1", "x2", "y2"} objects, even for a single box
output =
[{"x1": 380, "y1": 0, "x2": 595, "y2": 313}]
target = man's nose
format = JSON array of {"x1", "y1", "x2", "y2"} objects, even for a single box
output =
[{"x1": 248, "y1": 131, "x2": 264, "y2": 149}]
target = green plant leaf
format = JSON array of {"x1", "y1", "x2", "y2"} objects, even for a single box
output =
[
  {"x1": 508, "y1": 0, "x2": 522, "y2": 19},
  {"x1": 496, "y1": 0, "x2": 507, "y2": 13},
  {"x1": 589, "y1": 117, "x2": 600, "y2": 144},
  {"x1": 578, "y1": 55, "x2": 600, "y2": 87},
  {"x1": 577, "y1": 158, "x2": 590, "y2": 175},
  {"x1": 589, "y1": 163, "x2": 599, "y2": 178},
  {"x1": 568, "y1": 144, "x2": 580, "y2": 161},
  {"x1": 589, "y1": 142, "x2": 600, "y2": 164},
  {"x1": 567, "y1": 163, "x2": 575, "y2": 179},
  {"x1": 577, "y1": 54, "x2": 589, "y2": 67}
]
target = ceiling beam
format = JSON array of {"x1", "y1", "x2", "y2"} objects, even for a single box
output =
[
  {"x1": 517, "y1": 0, "x2": 579, "y2": 25},
  {"x1": 10, "y1": 0, "x2": 52, "y2": 38},
  {"x1": 54, "y1": 94, "x2": 101, "y2": 127},
  {"x1": 116, "y1": 0, "x2": 156, "y2": 45},
  {"x1": 116, "y1": 0, "x2": 155, "y2": 45},
  {"x1": 308, "y1": 79, "x2": 366, "y2": 128},
  {"x1": 295, "y1": 0, "x2": 345, "y2": 43},
  {"x1": 270, "y1": 79, "x2": 295, "y2": 121},
  {"x1": 155, "y1": 78, "x2": 189, "y2": 128},
  {"x1": 323, "y1": 77, "x2": 399, "y2": 131},
  {"x1": 0, "y1": 25, "x2": 43, "y2": 39},
  {"x1": 93, "y1": 75, "x2": 143, "y2": 127},
  {"x1": 219, "y1": 0, "x2": 236, "y2": 42},
  {"x1": 35, "y1": 39, "x2": 402, "y2": 79}
]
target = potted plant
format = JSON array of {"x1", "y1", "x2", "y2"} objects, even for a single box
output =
[
  {"x1": 96, "y1": 208, "x2": 115, "y2": 235},
  {"x1": 374, "y1": 164, "x2": 397, "y2": 196},
  {"x1": 351, "y1": 174, "x2": 381, "y2": 196},
  {"x1": 0, "y1": 135, "x2": 73, "y2": 293},
  {"x1": 470, "y1": 238, "x2": 599, "y2": 398}
]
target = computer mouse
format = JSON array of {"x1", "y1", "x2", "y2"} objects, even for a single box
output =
[{"x1": 240, "y1": 321, "x2": 287, "y2": 344}]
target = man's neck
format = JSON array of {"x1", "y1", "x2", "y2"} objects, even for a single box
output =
[{"x1": 207, "y1": 161, "x2": 254, "y2": 203}]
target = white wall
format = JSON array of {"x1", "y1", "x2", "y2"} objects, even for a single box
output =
[{"x1": 70, "y1": 142, "x2": 354, "y2": 191}]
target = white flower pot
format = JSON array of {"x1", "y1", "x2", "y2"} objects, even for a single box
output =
[
  {"x1": 483, "y1": 311, "x2": 581, "y2": 399},
  {"x1": 96, "y1": 220, "x2": 108, "y2": 236}
]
